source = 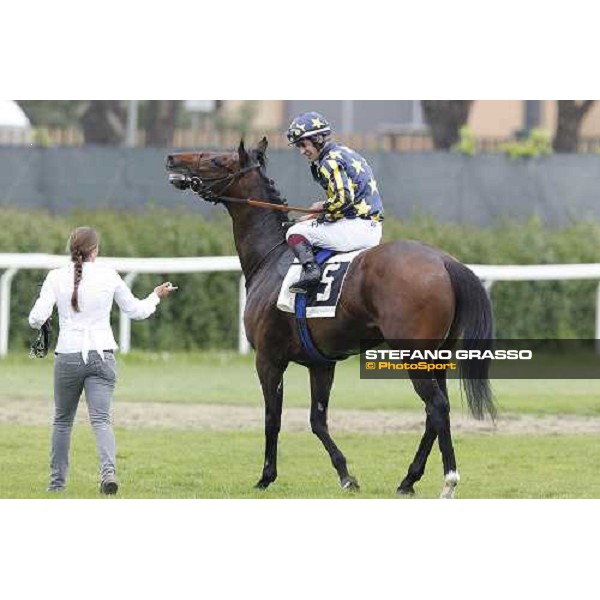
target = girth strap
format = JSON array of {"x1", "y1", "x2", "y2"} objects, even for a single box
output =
[{"x1": 294, "y1": 248, "x2": 338, "y2": 364}]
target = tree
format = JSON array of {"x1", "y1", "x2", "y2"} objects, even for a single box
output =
[
  {"x1": 16, "y1": 100, "x2": 84, "y2": 127},
  {"x1": 80, "y1": 101, "x2": 127, "y2": 145},
  {"x1": 553, "y1": 100, "x2": 595, "y2": 153},
  {"x1": 421, "y1": 100, "x2": 473, "y2": 150},
  {"x1": 144, "y1": 101, "x2": 181, "y2": 147},
  {"x1": 215, "y1": 100, "x2": 258, "y2": 136}
]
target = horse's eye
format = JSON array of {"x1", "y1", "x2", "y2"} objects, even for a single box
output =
[{"x1": 211, "y1": 158, "x2": 222, "y2": 168}]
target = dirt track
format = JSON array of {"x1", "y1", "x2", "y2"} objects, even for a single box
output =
[{"x1": 1, "y1": 397, "x2": 599, "y2": 435}]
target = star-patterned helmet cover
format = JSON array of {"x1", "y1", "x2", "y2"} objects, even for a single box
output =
[{"x1": 286, "y1": 112, "x2": 332, "y2": 145}]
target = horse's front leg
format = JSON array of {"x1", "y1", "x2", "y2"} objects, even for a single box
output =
[
  {"x1": 309, "y1": 363, "x2": 359, "y2": 490},
  {"x1": 255, "y1": 352, "x2": 288, "y2": 489}
]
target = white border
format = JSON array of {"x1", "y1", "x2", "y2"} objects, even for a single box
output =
[
  {"x1": 2, "y1": 0, "x2": 598, "y2": 595},
  {"x1": 1, "y1": 500, "x2": 598, "y2": 599}
]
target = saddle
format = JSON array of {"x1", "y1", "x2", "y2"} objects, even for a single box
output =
[{"x1": 277, "y1": 248, "x2": 364, "y2": 317}]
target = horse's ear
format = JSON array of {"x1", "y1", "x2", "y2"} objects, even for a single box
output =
[
  {"x1": 256, "y1": 136, "x2": 268, "y2": 166},
  {"x1": 257, "y1": 136, "x2": 268, "y2": 156},
  {"x1": 238, "y1": 138, "x2": 249, "y2": 167}
]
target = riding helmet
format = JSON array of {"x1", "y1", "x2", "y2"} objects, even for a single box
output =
[{"x1": 286, "y1": 112, "x2": 332, "y2": 145}]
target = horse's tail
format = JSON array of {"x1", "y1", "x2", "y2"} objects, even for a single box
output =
[{"x1": 443, "y1": 258, "x2": 496, "y2": 421}]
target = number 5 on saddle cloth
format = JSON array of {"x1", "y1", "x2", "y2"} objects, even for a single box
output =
[
  {"x1": 277, "y1": 248, "x2": 364, "y2": 363},
  {"x1": 277, "y1": 249, "x2": 363, "y2": 317}
]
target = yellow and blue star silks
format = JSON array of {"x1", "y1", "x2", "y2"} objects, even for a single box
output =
[{"x1": 310, "y1": 141, "x2": 384, "y2": 222}]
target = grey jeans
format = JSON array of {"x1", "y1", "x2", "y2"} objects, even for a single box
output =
[{"x1": 49, "y1": 350, "x2": 117, "y2": 490}]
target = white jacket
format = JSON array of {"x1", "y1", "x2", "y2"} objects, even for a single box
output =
[{"x1": 29, "y1": 262, "x2": 160, "y2": 363}]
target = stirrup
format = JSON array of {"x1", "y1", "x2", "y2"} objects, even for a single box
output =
[
  {"x1": 289, "y1": 282, "x2": 316, "y2": 294},
  {"x1": 289, "y1": 266, "x2": 321, "y2": 294}
]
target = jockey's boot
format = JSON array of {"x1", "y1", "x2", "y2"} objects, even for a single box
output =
[{"x1": 289, "y1": 239, "x2": 322, "y2": 294}]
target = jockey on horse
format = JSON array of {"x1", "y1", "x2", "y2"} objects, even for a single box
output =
[{"x1": 285, "y1": 112, "x2": 385, "y2": 294}]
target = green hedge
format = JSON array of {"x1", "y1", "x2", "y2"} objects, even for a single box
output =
[
  {"x1": 2, "y1": 208, "x2": 599, "y2": 351},
  {"x1": 1, "y1": 207, "x2": 238, "y2": 351},
  {"x1": 384, "y1": 216, "x2": 600, "y2": 338}
]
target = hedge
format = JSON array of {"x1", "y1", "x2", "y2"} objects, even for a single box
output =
[{"x1": 1, "y1": 207, "x2": 599, "y2": 351}]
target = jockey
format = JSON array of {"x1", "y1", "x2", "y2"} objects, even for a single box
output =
[{"x1": 285, "y1": 111, "x2": 384, "y2": 294}]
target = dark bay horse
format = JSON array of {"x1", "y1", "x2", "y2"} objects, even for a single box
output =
[{"x1": 166, "y1": 138, "x2": 495, "y2": 498}]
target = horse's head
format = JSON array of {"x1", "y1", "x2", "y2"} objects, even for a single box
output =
[{"x1": 166, "y1": 138, "x2": 269, "y2": 201}]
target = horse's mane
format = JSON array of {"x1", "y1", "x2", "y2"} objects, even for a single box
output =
[{"x1": 253, "y1": 150, "x2": 286, "y2": 206}]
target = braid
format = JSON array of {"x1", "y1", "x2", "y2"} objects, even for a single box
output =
[
  {"x1": 67, "y1": 226, "x2": 99, "y2": 313},
  {"x1": 71, "y1": 253, "x2": 83, "y2": 312}
]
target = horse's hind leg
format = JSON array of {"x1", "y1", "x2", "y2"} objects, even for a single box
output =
[
  {"x1": 309, "y1": 364, "x2": 359, "y2": 490},
  {"x1": 409, "y1": 373, "x2": 460, "y2": 499},
  {"x1": 397, "y1": 415, "x2": 437, "y2": 495},
  {"x1": 255, "y1": 352, "x2": 288, "y2": 489},
  {"x1": 398, "y1": 369, "x2": 450, "y2": 496}
]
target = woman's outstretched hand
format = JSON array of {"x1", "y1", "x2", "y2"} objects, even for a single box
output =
[{"x1": 154, "y1": 282, "x2": 179, "y2": 299}]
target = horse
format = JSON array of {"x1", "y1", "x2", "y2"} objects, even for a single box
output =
[{"x1": 165, "y1": 137, "x2": 495, "y2": 498}]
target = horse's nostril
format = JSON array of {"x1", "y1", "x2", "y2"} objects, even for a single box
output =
[{"x1": 166, "y1": 156, "x2": 174, "y2": 168}]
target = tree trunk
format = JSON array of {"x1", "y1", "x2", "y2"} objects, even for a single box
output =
[
  {"x1": 81, "y1": 101, "x2": 126, "y2": 145},
  {"x1": 553, "y1": 100, "x2": 595, "y2": 153},
  {"x1": 421, "y1": 100, "x2": 473, "y2": 150},
  {"x1": 145, "y1": 101, "x2": 181, "y2": 147}
]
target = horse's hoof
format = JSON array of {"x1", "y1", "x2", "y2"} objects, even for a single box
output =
[
  {"x1": 439, "y1": 470, "x2": 460, "y2": 499},
  {"x1": 255, "y1": 478, "x2": 273, "y2": 490},
  {"x1": 397, "y1": 484, "x2": 415, "y2": 496},
  {"x1": 341, "y1": 476, "x2": 360, "y2": 491},
  {"x1": 440, "y1": 486, "x2": 455, "y2": 499}
]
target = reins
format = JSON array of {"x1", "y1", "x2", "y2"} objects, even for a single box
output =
[
  {"x1": 168, "y1": 159, "x2": 321, "y2": 285},
  {"x1": 214, "y1": 196, "x2": 321, "y2": 214},
  {"x1": 169, "y1": 163, "x2": 322, "y2": 214}
]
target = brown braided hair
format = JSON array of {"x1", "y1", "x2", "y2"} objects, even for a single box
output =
[{"x1": 68, "y1": 227, "x2": 99, "y2": 312}]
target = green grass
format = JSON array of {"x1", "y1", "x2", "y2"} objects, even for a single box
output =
[
  {"x1": 3, "y1": 352, "x2": 600, "y2": 499},
  {"x1": 2, "y1": 351, "x2": 600, "y2": 415},
  {"x1": 1, "y1": 424, "x2": 599, "y2": 499}
]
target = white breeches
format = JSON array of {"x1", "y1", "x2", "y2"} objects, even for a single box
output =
[{"x1": 286, "y1": 218, "x2": 382, "y2": 252}]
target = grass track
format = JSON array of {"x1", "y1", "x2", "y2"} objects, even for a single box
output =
[
  {"x1": 2, "y1": 424, "x2": 600, "y2": 499},
  {"x1": 2, "y1": 352, "x2": 600, "y2": 415},
  {"x1": 3, "y1": 352, "x2": 600, "y2": 499}
]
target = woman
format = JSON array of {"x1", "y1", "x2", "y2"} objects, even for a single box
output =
[
  {"x1": 284, "y1": 111, "x2": 384, "y2": 294},
  {"x1": 28, "y1": 226, "x2": 177, "y2": 495}
]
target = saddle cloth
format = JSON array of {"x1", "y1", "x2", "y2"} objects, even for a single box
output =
[{"x1": 277, "y1": 249, "x2": 364, "y2": 317}]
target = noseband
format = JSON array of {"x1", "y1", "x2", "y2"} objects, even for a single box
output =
[{"x1": 168, "y1": 161, "x2": 260, "y2": 203}]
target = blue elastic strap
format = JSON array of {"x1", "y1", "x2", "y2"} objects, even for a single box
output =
[{"x1": 294, "y1": 248, "x2": 337, "y2": 364}]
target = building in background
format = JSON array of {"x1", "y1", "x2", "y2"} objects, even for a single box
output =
[
  {"x1": 216, "y1": 100, "x2": 600, "y2": 138},
  {"x1": 4, "y1": 100, "x2": 599, "y2": 149},
  {"x1": 283, "y1": 100, "x2": 425, "y2": 134},
  {"x1": 469, "y1": 100, "x2": 600, "y2": 137}
]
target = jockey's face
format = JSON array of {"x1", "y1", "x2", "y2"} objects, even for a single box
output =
[{"x1": 295, "y1": 138, "x2": 320, "y2": 162}]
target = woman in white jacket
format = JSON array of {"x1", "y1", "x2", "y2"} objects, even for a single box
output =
[{"x1": 29, "y1": 226, "x2": 177, "y2": 495}]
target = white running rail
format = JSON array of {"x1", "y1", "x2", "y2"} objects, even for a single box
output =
[
  {"x1": 0, "y1": 254, "x2": 246, "y2": 357},
  {"x1": 3, "y1": 254, "x2": 600, "y2": 357}
]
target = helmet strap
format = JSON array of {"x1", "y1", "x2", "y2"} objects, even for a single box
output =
[{"x1": 311, "y1": 133, "x2": 329, "y2": 152}]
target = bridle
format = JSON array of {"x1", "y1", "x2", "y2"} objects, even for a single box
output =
[
  {"x1": 168, "y1": 160, "x2": 261, "y2": 204},
  {"x1": 168, "y1": 157, "x2": 321, "y2": 215},
  {"x1": 168, "y1": 157, "x2": 290, "y2": 285}
]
